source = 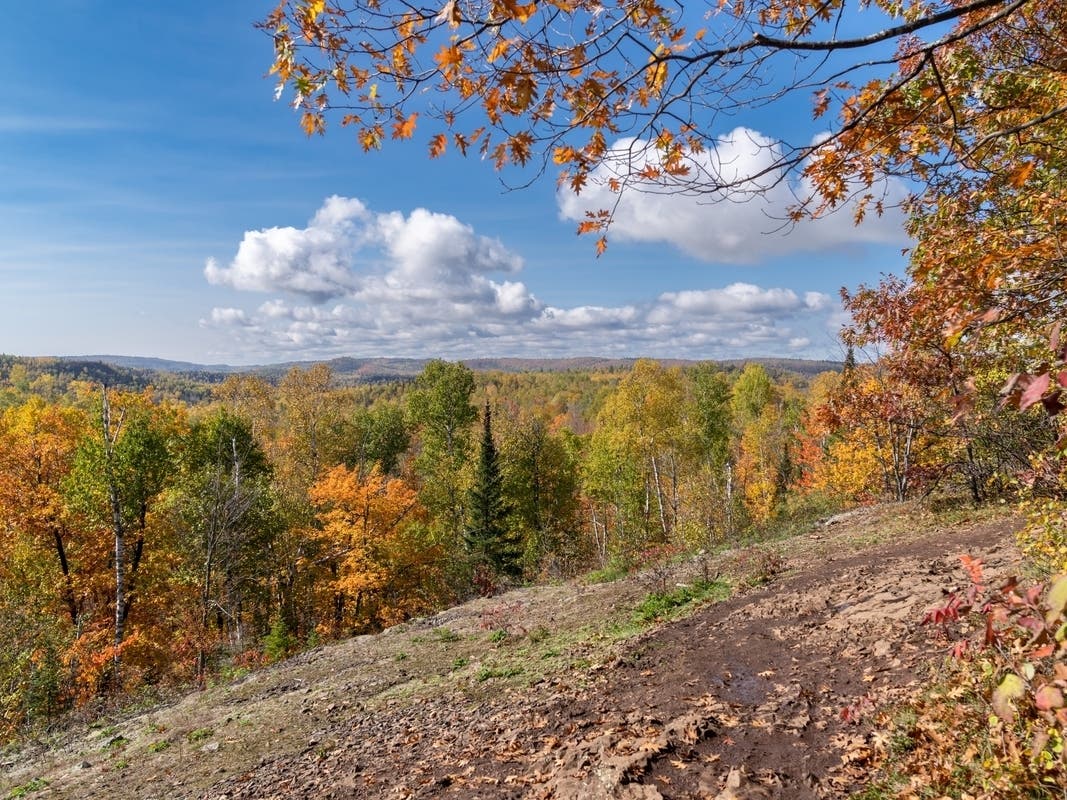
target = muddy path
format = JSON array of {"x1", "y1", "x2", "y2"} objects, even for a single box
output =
[
  {"x1": 2, "y1": 506, "x2": 1019, "y2": 800},
  {"x1": 207, "y1": 514, "x2": 1018, "y2": 799}
]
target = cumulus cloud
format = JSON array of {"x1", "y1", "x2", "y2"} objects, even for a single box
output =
[
  {"x1": 557, "y1": 127, "x2": 908, "y2": 263},
  {"x1": 204, "y1": 196, "x2": 369, "y2": 302},
  {"x1": 204, "y1": 195, "x2": 527, "y2": 310},
  {"x1": 202, "y1": 195, "x2": 852, "y2": 362},
  {"x1": 647, "y1": 284, "x2": 830, "y2": 324}
]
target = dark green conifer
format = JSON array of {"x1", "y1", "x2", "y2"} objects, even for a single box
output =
[
  {"x1": 465, "y1": 403, "x2": 522, "y2": 579},
  {"x1": 843, "y1": 344, "x2": 857, "y2": 375}
]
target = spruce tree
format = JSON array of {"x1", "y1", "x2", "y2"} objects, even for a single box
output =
[
  {"x1": 465, "y1": 403, "x2": 522, "y2": 579},
  {"x1": 843, "y1": 344, "x2": 857, "y2": 376}
]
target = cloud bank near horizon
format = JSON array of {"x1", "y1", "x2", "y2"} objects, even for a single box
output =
[{"x1": 201, "y1": 179, "x2": 896, "y2": 360}]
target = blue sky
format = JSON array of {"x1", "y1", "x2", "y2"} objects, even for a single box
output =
[{"x1": 0, "y1": 1, "x2": 910, "y2": 365}]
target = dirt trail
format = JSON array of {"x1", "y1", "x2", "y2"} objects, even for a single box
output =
[{"x1": 1, "y1": 506, "x2": 1020, "y2": 800}]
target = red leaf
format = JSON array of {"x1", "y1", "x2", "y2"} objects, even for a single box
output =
[
  {"x1": 1035, "y1": 685, "x2": 1064, "y2": 711},
  {"x1": 959, "y1": 554, "x2": 984, "y2": 585},
  {"x1": 1020, "y1": 372, "x2": 1050, "y2": 411},
  {"x1": 1000, "y1": 372, "x2": 1025, "y2": 408},
  {"x1": 1018, "y1": 615, "x2": 1044, "y2": 634},
  {"x1": 985, "y1": 615, "x2": 997, "y2": 646}
]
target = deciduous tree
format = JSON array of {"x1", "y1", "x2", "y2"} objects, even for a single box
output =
[
  {"x1": 0, "y1": 399, "x2": 89, "y2": 626},
  {"x1": 407, "y1": 360, "x2": 478, "y2": 544},
  {"x1": 64, "y1": 389, "x2": 178, "y2": 679},
  {"x1": 499, "y1": 412, "x2": 583, "y2": 576},
  {"x1": 173, "y1": 409, "x2": 277, "y2": 676},
  {"x1": 309, "y1": 464, "x2": 429, "y2": 631}
]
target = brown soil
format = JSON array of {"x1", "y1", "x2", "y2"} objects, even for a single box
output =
[{"x1": 1, "y1": 504, "x2": 1022, "y2": 800}]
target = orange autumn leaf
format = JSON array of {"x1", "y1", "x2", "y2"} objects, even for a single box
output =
[
  {"x1": 429, "y1": 132, "x2": 448, "y2": 157},
  {"x1": 392, "y1": 112, "x2": 418, "y2": 139}
]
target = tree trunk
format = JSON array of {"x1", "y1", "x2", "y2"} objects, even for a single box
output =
[
  {"x1": 102, "y1": 388, "x2": 126, "y2": 675},
  {"x1": 51, "y1": 527, "x2": 79, "y2": 626},
  {"x1": 650, "y1": 453, "x2": 668, "y2": 540}
]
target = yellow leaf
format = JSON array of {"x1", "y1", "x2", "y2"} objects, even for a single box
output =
[
  {"x1": 514, "y1": 2, "x2": 537, "y2": 23},
  {"x1": 1046, "y1": 574, "x2": 1067, "y2": 617},
  {"x1": 1008, "y1": 160, "x2": 1035, "y2": 188},
  {"x1": 992, "y1": 672, "x2": 1026, "y2": 722},
  {"x1": 434, "y1": 45, "x2": 464, "y2": 78},
  {"x1": 301, "y1": 111, "x2": 325, "y2": 136},
  {"x1": 552, "y1": 146, "x2": 576, "y2": 165},
  {"x1": 487, "y1": 38, "x2": 511, "y2": 64}
]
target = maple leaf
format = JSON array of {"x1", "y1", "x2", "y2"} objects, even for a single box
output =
[
  {"x1": 958, "y1": 554, "x2": 984, "y2": 586},
  {"x1": 512, "y1": 2, "x2": 538, "y2": 24},
  {"x1": 488, "y1": 39, "x2": 511, "y2": 64},
  {"x1": 392, "y1": 112, "x2": 418, "y2": 139},
  {"x1": 301, "y1": 111, "x2": 326, "y2": 136},
  {"x1": 429, "y1": 133, "x2": 448, "y2": 157},
  {"x1": 1019, "y1": 372, "x2": 1051, "y2": 411},
  {"x1": 1008, "y1": 160, "x2": 1035, "y2": 188},
  {"x1": 434, "y1": 45, "x2": 464, "y2": 79}
]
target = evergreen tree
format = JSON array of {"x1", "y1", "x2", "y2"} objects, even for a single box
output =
[
  {"x1": 465, "y1": 403, "x2": 521, "y2": 580},
  {"x1": 843, "y1": 344, "x2": 857, "y2": 377}
]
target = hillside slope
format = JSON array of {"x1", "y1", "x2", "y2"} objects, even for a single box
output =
[{"x1": 1, "y1": 505, "x2": 1019, "y2": 799}]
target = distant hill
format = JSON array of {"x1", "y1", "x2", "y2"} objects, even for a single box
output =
[
  {"x1": 67, "y1": 355, "x2": 241, "y2": 374},
  {"x1": 66, "y1": 355, "x2": 843, "y2": 383},
  {"x1": 0, "y1": 355, "x2": 226, "y2": 403}
]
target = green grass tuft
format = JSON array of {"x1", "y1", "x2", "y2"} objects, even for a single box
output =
[{"x1": 633, "y1": 578, "x2": 731, "y2": 624}]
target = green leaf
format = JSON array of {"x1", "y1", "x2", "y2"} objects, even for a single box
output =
[{"x1": 1045, "y1": 575, "x2": 1067, "y2": 618}]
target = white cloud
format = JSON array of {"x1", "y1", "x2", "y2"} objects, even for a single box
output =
[
  {"x1": 557, "y1": 128, "x2": 908, "y2": 263},
  {"x1": 205, "y1": 307, "x2": 249, "y2": 326},
  {"x1": 648, "y1": 284, "x2": 828, "y2": 323},
  {"x1": 204, "y1": 196, "x2": 370, "y2": 301},
  {"x1": 204, "y1": 195, "x2": 526, "y2": 309},
  {"x1": 805, "y1": 291, "x2": 833, "y2": 310},
  {"x1": 535, "y1": 305, "x2": 641, "y2": 330},
  {"x1": 203, "y1": 196, "x2": 850, "y2": 362}
]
